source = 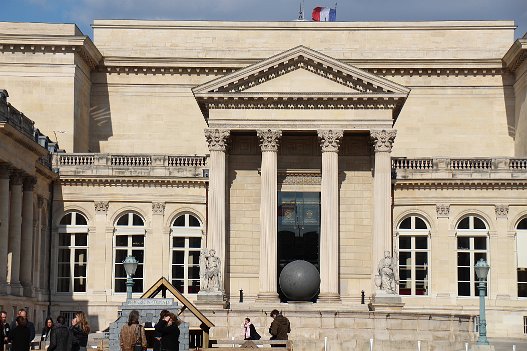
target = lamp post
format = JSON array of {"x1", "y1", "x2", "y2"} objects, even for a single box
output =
[
  {"x1": 474, "y1": 258, "x2": 490, "y2": 345},
  {"x1": 123, "y1": 255, "x2": 139, "y2": 300}
]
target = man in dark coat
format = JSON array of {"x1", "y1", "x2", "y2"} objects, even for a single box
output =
[
  {"x1": 48, "y1": 316, "x2": 73, "y2": 351},
  {"x1": 10, "y1": 310, "x2": 34, "y2": 342},
  {"x1": 1, "y1": 310, "x2": 10, "y2": 348},
  {"x1": 268, "y1": 309, "x2": 290, "y2": 348}
]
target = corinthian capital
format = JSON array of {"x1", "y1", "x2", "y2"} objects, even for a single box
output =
[
  {"x1": 204, "y1": 128, "x2": 230, "y2": 151},
  {"x1": 317, "y1": 130, "x2": 343, "y2": 153},
  {"x1": 94, "y1": 201, "x2": 109, "y2": 213},
  {"x1": 257, "y1": 129, "x2": 282, "y2": 152},
  {"x1": 370, "y1": 129, "x2": 397, "y2": 152}
]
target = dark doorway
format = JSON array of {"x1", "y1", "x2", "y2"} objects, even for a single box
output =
[{"x1": 277, "y1": 191, "x2": 321, "y2": 302}]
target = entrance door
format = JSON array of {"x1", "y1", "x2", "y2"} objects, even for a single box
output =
[{"x1": 277, "y1": 192, "x2": 320, "y2": 301}]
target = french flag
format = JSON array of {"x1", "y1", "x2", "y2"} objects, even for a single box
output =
[{"x1": 312, "y1": 6, "x2": 336, "y2": 22}]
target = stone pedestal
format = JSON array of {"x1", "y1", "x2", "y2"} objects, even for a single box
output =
[
  {"x1": 368, "y1": 292, "x2": 405, "y2": 312},
  {"x1": 196, "y1": 291, "x2": 225, "y2": 306}
]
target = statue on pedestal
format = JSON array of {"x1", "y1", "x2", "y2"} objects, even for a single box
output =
[
  {"x1": 199, "y1": 248, "x2": 223, "y2": 293},
  {"x1": 375, "y1": 251, "x2": 399, "y2": 294}
]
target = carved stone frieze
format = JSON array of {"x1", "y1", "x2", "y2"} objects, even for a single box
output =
[
  {"x1": 436, "y1": 204, "x2": 450, "y2": 218},
  {"x1": 10, "y1": 172, "x2": 24, "y2": 186},
  {"x1": 495, "y1": 205, "x2": 509, "y2": 219},
  {"x1": 257, "y1": 129, "x2": 282, "y2": 152},
  {"x1": 152, "y1": 202, "x2": 166, "y2": 215},
  {"x1": 23, "y1": 177, "x2": 36, "y2": 191},
  {"x1": 317, "y1": 130, "x2": 344, "y2": 153},
  {"x1": 277, "y1": 171, "x2": 321, "y2": 186},
  {"x1": 370, "y1": 129, "x2": 397, "y2": 152},
  {"x1": 204, "y1": 129, "x2": 230, "y2": 152},
  {"x1": 94, "y1": 201, "x2": 109, "y2": 213}
]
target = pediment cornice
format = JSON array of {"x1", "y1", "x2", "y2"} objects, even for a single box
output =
[{"x1": 503, "y1": 38, "x2": 527, "y2": 73}]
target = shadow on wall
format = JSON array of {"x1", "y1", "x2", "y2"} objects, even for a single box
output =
[
  {"x1": 503, "y1": 74, "x2": 516, "y2": 140},
  {"x1": 89, "y1": 72, "x2": 113, "y2": 152}
]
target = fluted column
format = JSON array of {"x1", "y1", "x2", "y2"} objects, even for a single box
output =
[
  {"x1": 204, "y1": 128, "x2": 230, "y2": 292},
  {"x1": 8, "y1": 172, "x2": 23, "y2": 295},
  {"x1": 370, "y1": 129, "x2": 396, "y2": 293},
  {"x1": 256, "y1": 129, "x2": 282, "y2": 302},
  {"x1": 20, "y1": 177, "x2": 35, "y2": 296},
  {"x1": 318, "y1": 130, "x2": 343, "y2": 303},
  {"x1": 0, "y1": 166, "x2": 10, "y2": 295}
]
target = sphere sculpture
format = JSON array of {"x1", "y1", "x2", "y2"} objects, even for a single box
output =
[{"x1": 279, "y1": 260, "x2": 320, "y2": 301}]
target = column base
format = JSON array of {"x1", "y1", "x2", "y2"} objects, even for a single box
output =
[
  {"x1": 22, "y1": 284, "x2": 33, "y2": 297},
  {"x1": 9, "y1": 282, "x2": 23, "y2": 296},
  {"x1": 255, "y1": 292, "x2": 280, "y2": 303},
  {"x1": 317, "y1": 293, "x2": 341, "y2": 303},
  {"x1": 0, "y1": 281, "x2": 7, "y2": 295}
]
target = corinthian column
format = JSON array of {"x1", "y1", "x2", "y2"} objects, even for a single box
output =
[
  {"x1": 256, "y1": 129, "x2": 282, "y2": 302},
  {"x1": 8, "y1": 172, "x2": 23, "y2": 295},
  {"x1": 204, "y1": 128, "x2": 230, "y2": 293},
  {"x1": 370, "y1": 129, "x2": 396, "y2": 293},
  {"x1": 0, "y1": 166, "x2": 10, "y2": 295},
  {"x1": 20, "y1": 177, "x2": 35, "y2": 296},
  {"x1": 318, "y1": 130, "x2": 343, "y2": 303}
]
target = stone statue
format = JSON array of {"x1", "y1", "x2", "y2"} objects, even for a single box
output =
[
  {"x1": 375, "y1": 251, "x2": 399, "y2": 294},
  {"x1": 199, "y1": 248, "x2": 223, "y2": 293}
]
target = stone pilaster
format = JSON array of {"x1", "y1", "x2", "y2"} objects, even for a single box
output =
[
  {"x1": 151, "y1": 202, "x2": 166, "y2": 283},
  {"x1": 433, "y1": 204, "x2": 453, "y2": 298},
  {"x1": 20, "y1": 177, "x2": 36, "y2": 296},
  {"x1": 0, "y1": 166, "x2": 10, "y2": 294},
  {"x1": 32, "y1": 196, "x2": 44, "y2": 294},
  {"x1": 8, "y1": 172, "x2": 24, "y2": 295},
  {"x1": 370, "y1": 129, "x2": 396, "y2": 293},
  {"x1": 93, "y1": 201, "x2": 109, "y2": 295},
  {"x1": 256, "y1": 129, "x2": 282, "y2": 302},
  {"x1": 317, "y1": 129, "x2": 343, "y2": 302},
  {"x1": 204, "y1": 128, "x2": 230, "y2": 293},
  {"x1": 494, "y1": 205, "x2": 512, "y2": 299}
]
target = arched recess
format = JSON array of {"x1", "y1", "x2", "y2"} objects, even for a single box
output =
[{"x1": 515, "y1": 216, "x2": 527, "y2": 297}]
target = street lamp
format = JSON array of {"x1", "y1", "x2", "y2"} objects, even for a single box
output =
[
  {"x1": 123, "y1": 256, "x2": 139, "y2": 300},
  {"x1": 474, "y1": 258, "x2": 490, "y2": 345}
]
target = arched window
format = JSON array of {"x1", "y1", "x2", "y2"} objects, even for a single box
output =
[
  {"x1": 114, "y1": 212, "x2": 145, "y2": 293},
  {"x1": 517, "y1": 218, "x2": 527, "y2": 297},
  {"x1": 457, "y1": 215, "x2": 489, "y2": 297},
  {"x1": 397, "y1": 215, "x2": 429, "y2": 295},
  {"x1": 57, "y1": 211, "x2": 88, "y2": 293},
  {"x1": 171, "y1": 213, "x2": 203, "y2": 294}
]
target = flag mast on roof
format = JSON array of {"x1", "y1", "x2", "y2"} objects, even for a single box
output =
[{"x1": 297, "y1": 0, "x2": 307, "y2": 21}]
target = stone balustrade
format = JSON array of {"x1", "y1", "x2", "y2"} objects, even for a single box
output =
[
  {"x1": 53, "y1": 153, "x2": 209, "y2": 178},
  {"x1": 392, "y1": 157, "x2": 527, "y2": 179}
]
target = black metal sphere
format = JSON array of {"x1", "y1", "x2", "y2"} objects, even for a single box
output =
[{"x1": 279, "y1": 260, "x2": 320, "y2": 301}]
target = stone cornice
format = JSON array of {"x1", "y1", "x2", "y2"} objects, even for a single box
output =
[
  {"x1": 59, "y1": 176, "x2": 208, "y2": 187},
  {"x1": 503, "y1": 38, "x2": 527, "y2": 73},
  {"x1": 394, "y1": 179, "x2": 527, "y2": 191}
]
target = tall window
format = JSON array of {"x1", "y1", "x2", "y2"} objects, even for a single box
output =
[
  {"x1": 57, "y1": 212, "x2": 88, "y2": 293},
  {"x1": 457, "y1": 215, "x2": 488, "y2": 297},
  {"x1": 114, "y1": 212, "x2": 145, "y2": 293},
  {"x1": 517, "y1": 218, "x2": 527, "y2": 297},
  {"x1": 397, "y1": 215, "x2": 429, "y2": 295},
  {"x1": 171, "y1": 213, "x2": 203, "y2": 294}
]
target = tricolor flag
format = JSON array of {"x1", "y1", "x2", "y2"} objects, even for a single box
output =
[{"x1": 312, "y1": 6, "x2": 336, "y2": 22}]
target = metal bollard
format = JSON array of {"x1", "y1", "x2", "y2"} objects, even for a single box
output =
[
  {"x1": 239, "y1": 289, "x2": 243, "y2": 303},
  {"x1": 361, "y1": 290, "x2": 365, "y2": 304}
]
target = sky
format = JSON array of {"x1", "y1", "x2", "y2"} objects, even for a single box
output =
[{"x1": 2, "y1": 0, "x2": 527, "y2": 39}]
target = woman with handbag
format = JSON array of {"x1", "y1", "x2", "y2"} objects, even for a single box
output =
[
  {"x1": 154, "y1": 313, "x2": 180, "y2": 351},
  {"x1": 119, "y1": 310, "x2": 147, "y2": 351}
]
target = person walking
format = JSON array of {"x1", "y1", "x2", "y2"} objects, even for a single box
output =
[
  {"x1": 268, "y1": 310, "x2": 290, "y2": 348},
  {"x1": 1, "y1": 311, "x2": 10, "y2": 351},
  {"x1": 10, "y1": 310, "x2": 34, "y2": 342},
  {"x1": 71, "y1": 312, "x2": 90, "y2": 351},
  {"x1": 153, "y1": 310, "x2": 169, "y2": 351},
  {"x1": 8, "y1": 316, "x2": 31, "y2": 351},
  {"x1": 48, "y1": 316, "x2": 73, "y2": 351},
  {"x1": 119, "y1": 310, "x2": 146, "y2": 351},
  {"x1": 41, "y1": 317, "x2": 54, "y2": 349},
  {"x1": 243, "y1": 318, "x2": 261, "y2": 340},
  {"x1": 154, "y1": 312, "x2": 180, "y2": 351}
]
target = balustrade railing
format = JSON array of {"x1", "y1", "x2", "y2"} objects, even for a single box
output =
[
  {"x1": 58, "y1": 154, "x2": 95, "y2": 166},
  {"x1": 392, "y1": 158, "x2": 433, "y2": 170},
  {"x1": 168, "y1": 155, "x2": 208, "y2": 167},
  {"x1": 111, "y1": 155, "x2": 152, "y2": 167},
  {"x1": 450, "y1": 158, "x2": 492, "y2": 170}
]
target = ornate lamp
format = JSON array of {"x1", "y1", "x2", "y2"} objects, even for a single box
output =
[
  {"x1": 123, "y1": 255, "x2": 139, "y2": 300},
  {"x1": 474, "y1": 258, "x2": 490, "y2": 345}
]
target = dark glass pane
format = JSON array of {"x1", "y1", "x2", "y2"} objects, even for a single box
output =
[
  {"x1": 116, "y1": 215, "x2": 128, "y2": 226},
  {"x1": 173, "y1": 216, "x2": 185, "y2": 227},
  {"x1": 58, "y1": 249, "x2": 70, "y2": 262},
  {"x1": 58, "y1": 263, "x2": 70, "y2": 277},
  {"x1": 399, "y1": 281, "x2": 411, "y2": 295},
  {"x1": 399, "y1": 269, "x2": 411, "y2": 280},
  {"x1": 173, "y1": 251, "x2": 184, "y2": 264},
  {"x1": 134, "y1": 265, "x2": 144, "y2": 278},
  {"x1": 473, "y1": 217, "x2": 486, "y2": 229},
  {"x1": 399, "y1": 217, "x2": 411, "y2": 229},
  {"x1": 60, "y1": 213, "x2": 72, "y2": 225},
  {"x1": 174, "y1": 266, "x2": 184, "y2": 278},
  {"x1": 132, "y1": 214, "x2": 144, "y2": 226},
  {"x1": 415, "y1": 217, "x2": 427, "y2": 229},
  {"x1": 518, "y1": 218, "x2": 527, "y2": 230},
  {"x1": 75, "y1": 213, "x2": 87, "y2": 226},
  {"x1": 188, "y1": 280, "x2": 200, "y2": 294},
  {"x1": 518, "y1": 283, "x2": 527, "y2": 297},
  {"x1": 474, "y1": 237, "x2": 486, "y2": 250},
  {"x1": 74, "y1": 265, "x2": 87, "y2": 277},
  {"x1": 115, "y1": 249, "x2": 128, "y2": 263},
  {"x1": 132, "y1": 279, "x2": 143, "y2": 293},
  {"x1": 172, "y1": 279, "x2": 184, "y2": 293},
  {"x1": 188, "y1": 266, "x2": 200, "y2": 279},
  {"x1": 458, "y1": 282, "x2": 470, "y2": 296},
  {"x1": 173, "y1": 237, "x2": 185, "y2": 247},
  {"x1": 188, "y1": 251, "x2": 200, "y2": 264},
  {"x1": 399, "y1": 252, "x2": 411, "y2": 266},
  {"x1": 57, "y1": 278, "x2": 70, "y2": 292},
  {"x1": 457, "y1": 237, "x2": 470, "y2": 250},
  {"x1": 415, "y1": 281, "x2": 428, "y2": 295},
  {"x1": 59, "y1": 234, "x2": 71, "y2": 247},
  {"x1": 189, "y1": 237, "x2": 201, "y2": 248},
  {"x1": 74, "y1": 249, "x2": 87, "y2": 263},
  {"x1": 399, "y1": 236, "x2": 411, "y2": 250},
  {"x1": 115, "y1": 236, "x2": 128, "y2": 247},
  {"x1": 132, "y1": 236, "x2": 144, "y2": 247},
  {"x1": 458, "y1": 267, "x2": 470, "y2": 281},
  {"x1": 75, "y1": 233, "x2": 88, "y2": 246},
  {"x1": 458, "y1": 252, "x2": 470, "y2": 266},
  {"x1": 73, "y1": 278, "x2": 86, "y2": 292},
  {"x1": 474, "y1": 252, "x2": 487, "y2": 263},
  {"x1": 115, "y1": 279, "x2": 126, "y2": 292},
  {"x1": 415, "y1": 267, "x2": 428, "y2": 280},
  {"x1": 518, "y1": 269, "x2": 527, "y2": 283},
  {"x1": 132, "y1": 250, "x2": 144, "y2": 263},
  {"x1": 415, "y1": 252, "x2": 428, "y2": 266},
  {"x1": 458, "y1": 217, "x2": 470, "y2": 229},
  {"x1": 189, "y1": 215, "x2": 200, "y2": 227},
  {"x1": 415, "y1": 237, "x2": 428, "y2": 250},
  {"x1": 114, "y1": 264, "x2": 126, "y2": 278}
]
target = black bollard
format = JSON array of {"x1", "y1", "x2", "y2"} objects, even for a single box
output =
[
  {"x1": 239, "y1": 289, "x2": 244, "y2": 303},
  {"x1": 361, "y1": 290, "x2": 365, "y2": 304}
]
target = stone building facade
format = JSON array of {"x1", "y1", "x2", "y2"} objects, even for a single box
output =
[{"x1": 0, "y1": 19, "x2": 526, "y2": 349}]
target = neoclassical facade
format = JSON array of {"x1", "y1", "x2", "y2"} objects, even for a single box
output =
[{"x1": 0, "y1": 19, "x2": 527, "y2": 349}]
